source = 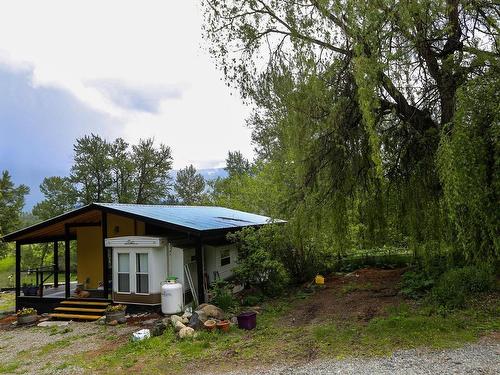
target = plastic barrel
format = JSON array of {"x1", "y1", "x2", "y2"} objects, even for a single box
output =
[{"x1": 237, "y1": 311, "x2": 257, "y2": 330}]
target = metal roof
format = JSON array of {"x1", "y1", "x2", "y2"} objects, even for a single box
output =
[
  {"x1": 95, "y1": 203, "x2": 280, "y2": 231},
  {"x1": 2, "y1": 202, "x2": 284, "y2": 242}
]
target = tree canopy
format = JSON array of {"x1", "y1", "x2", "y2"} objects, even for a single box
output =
[
  {"x1": 69, "y1": 134, "x2": 173, "y2": 205},
  {"x1": 203, "y1": 0, "x2": 500, "y2": 263},
  {"x1": 174, "y1": 164, "x2": 207, "y2": 205}
]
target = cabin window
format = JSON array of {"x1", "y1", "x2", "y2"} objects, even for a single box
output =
[
  {"x1": 220, "y1": 248, "x2": 231, "y2": 267},
  {"x1": 136, "y1": 253, "x2": 149, "y2": 294},
  {"x1": 117, "y1": 253, "x2": 130, "y2": 293}
]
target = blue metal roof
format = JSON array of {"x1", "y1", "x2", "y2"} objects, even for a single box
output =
[{"x1": 96, "y1": 203, "x2": 281, "y2": 232}]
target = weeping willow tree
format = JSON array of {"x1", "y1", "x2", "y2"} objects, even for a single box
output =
[{"x1": 203, "y1": 0, "x2": 499, "y2": 264}]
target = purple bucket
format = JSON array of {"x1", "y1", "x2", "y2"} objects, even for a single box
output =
[{"x1": 237, "y1": 311, "x2": 257, "y2": 330}]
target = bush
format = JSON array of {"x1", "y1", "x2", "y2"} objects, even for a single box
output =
[
  {"x1": 400, "y1": 270, "x2": 435, "y2": 299},
  {"x1": 228, "y1": 227, "x2": 290, "y2": 296},
  {"x1": 209, "y1": 280, "x2": 236, "y2": 311},
  {"x1": 429, "y1": 263, "x2": 496, "y2": 309},
  {"x1": 241, "y1": 293, "x2": 263, "y2": 306}
]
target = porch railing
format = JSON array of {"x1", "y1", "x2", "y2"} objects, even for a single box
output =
[{"x1": 20, "y1": 265, "x2": 64, "y2": 298}]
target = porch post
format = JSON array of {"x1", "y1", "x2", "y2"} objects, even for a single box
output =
[
  {"x1": 102, "y1": 211, "x2": 109, "y2": 299},
  {"x1": 53, "y1": 241, "x2": 59, "y2": 288},
  {"x1": 64, "y1": 224, "x2": 71, "y2": 299},
  {"x1": 15, "y1": 242, "x2": 21, "y2": 311},
  {"x1": 195, "y1": 236, "x2": 205, "y2": 304}
]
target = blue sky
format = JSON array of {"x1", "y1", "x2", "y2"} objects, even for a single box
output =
[{"x1": 0, "y1": 1, "x2": 252, "y2": 210}]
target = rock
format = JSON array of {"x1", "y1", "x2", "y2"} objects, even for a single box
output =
[
  {"x1": 181, "y1": 317, "x2": 189, "y2": 324},
  {"x1": 170, "y1": 315, "x2": 182, "y2": 326},
  {"x1": 118, "y1": 317, "x2": 127, "y2": 324},
  {"x1": 151, "y1": 321, "x2": 167, "y2": 337},
  {"x1": 174, "y1": 320, "x2": 186, "y2": 332},
  {"x1": 194, "y1": 310, "x2": 208, "y2": 323},
  {"x1": 108, "y1": 320, "x2": 118, "y2": 326},
  {"x1": 230, "y1": 316, "x2": 238, "y2": 325},
  {"x1": 95, "y1": 316, "x2": 106, "y2": 325},
  {"x1": 182, "y1": 310, "x2": 192, "y2": 319},
  {"x1": 197, "y1": 303, "x2": 208, "y2": 310},
  {"x1": 162, "y1": 317, "x2": 170, "y2": 325},
  {"x1": 178, "y1": 326, "x2": 195, "y2": 339},
  {"x1": 199, "y1": 304, "x2": 225, "y2": 320},
  {"x1": 38, "y1": 321, "x2": 70, "y2": 327},
  {"x1": 188, "y1": 312, "x2": 203, "y2": 330}
]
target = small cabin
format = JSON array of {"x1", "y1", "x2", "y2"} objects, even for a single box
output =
[{"x1": 2, "y1": 203, "x2": 281, "y2": 316}]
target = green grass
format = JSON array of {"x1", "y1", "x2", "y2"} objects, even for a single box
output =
[
  {"x1": 0, "y1": 360, "x2": 21, "y2": 374},
  {"x1": 0, "y1": 293, "x2": 15, "y2": 313},
  {"x1": 67, "y1": 294, "x2": 499, "y2": 374},
  {"x1": 0, "y1": 256, "x2": 15, "y2": 288}
]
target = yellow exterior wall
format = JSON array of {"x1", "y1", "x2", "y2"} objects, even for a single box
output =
[
  {"x1": 107, "y1": 213, "x2": 145, "y2": 237},
  {"x1": 77, "y1": 214, "x2": 146, "y2": 289},
  {"x1": 76, "y1": 227, "x2": 103, "y2": 289}
]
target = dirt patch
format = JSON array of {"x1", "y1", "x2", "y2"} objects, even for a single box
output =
[{"x1": 286, "y1": 268, "x2": 407, "y2": 327}]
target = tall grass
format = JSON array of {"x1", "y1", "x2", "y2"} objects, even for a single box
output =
[{"x1": 0, "y1": 256, "x2": 15, "y2": 288}]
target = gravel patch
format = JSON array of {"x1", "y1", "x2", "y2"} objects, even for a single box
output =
[
  {"x1": 221, "y1": 339, "x2": 499, "y2": 375},
  {"x1": 0, "y1": 319, "x2": 137, "y2": 374}
]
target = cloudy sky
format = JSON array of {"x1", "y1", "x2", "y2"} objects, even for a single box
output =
[{"x1": 0, "y1": 0, "x2": 252, "y2": 208}]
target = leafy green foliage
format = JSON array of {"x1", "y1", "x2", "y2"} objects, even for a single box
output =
[
  {"x1": 228, "y1": 226, "x2": 290, "y2": 296},
  {"x1": 438, "y1": 73, "x2": 500, "y2": 261},
  {"x1": 209, "y1": 280, "x2": 236, "y2": 312},
  {"x1": 174, "y1": 164, "x2": 206, "y2": 205},
  {"x1": 400, "y1": 271, "x2": 435, "y2": 299},
  {"x1": 0, "y1": 170, "x2": 29, "y2": 256},
  {"x1": 32, "y1": 177, "x2": 77, "y2": 220},
  {"x1": 429, "y1": 264, "x2": 496, "y2": 310},
  {"x1": 203, "y1": 0, "x2": 500, "y2": 279}
]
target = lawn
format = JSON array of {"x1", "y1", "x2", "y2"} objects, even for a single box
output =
[
  {"x1": 0, "y1": 256, "x2": 15, "y2": 289},
  {"x1": 0, "y1": 293, "x2": 14, "y2": 314},
  {"x1": 63, "y1": 269, "x2": 499, "y2": 374},
  {"x1": 0, "y1": 268, "x2": 497, "y2": 374}
]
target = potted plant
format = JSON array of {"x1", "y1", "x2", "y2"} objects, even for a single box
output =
[
  {"x1": 105, "y1": 304, "x2": 126, "y2": 322},
  {"x1": 17, "y1": 307, "x2": 38, "y2": 325}
]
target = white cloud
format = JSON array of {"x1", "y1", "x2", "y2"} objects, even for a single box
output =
[{"x1": 0, "y1": 0, "x2": 253, "y2": 169}]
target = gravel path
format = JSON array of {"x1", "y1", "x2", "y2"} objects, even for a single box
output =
[{"x1": 222, "y1": 339, "x2": 499, "y2": 375}]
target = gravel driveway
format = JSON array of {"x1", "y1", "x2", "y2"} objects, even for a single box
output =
[{"x1": 222, "y1": 339, "x2": 499, "y2": 375}]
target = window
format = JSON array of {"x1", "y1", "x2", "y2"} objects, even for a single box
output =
[
  {"x1": 136, "y1": 253, "x2": 149, "y2": 294},
  {"x1": 117, "y1": 253, "x2": 130, "y2": 293},
  {"x1": 220, "y1": 248, "x2": 230, "y2": 267}
]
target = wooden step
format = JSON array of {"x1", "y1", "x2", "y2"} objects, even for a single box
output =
[
  {"x1": 60, "y1": 300, "x2": 110, "y2": 306},
  {"x1": 49, "y1": 313, "x2": 102, "y2": 321},
  {"x1": 54, "y1": 307, "x2": 106, "y2": 313}
]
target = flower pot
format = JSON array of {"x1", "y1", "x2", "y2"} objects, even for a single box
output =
[
  {"x1": 216, "y1": 320, "x2": 230, "y2": 332},
  {"x1": 17, "y1": 314, "x2": 38, "y2": 325},
  {"x1": 237, "y1": 311, "x2": 257, "y2": 330},
  {"x1": 106, "y1": 310, "x2": 126, "y2": 323},
  {"x1": 204, "y1": 319, "x2": 216, "y2": 331}
]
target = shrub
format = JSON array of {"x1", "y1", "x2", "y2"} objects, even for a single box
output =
[
  {"x1": 400, "y1": 270, "x2": 435, "y2": 299},
  {"x1": 105, "y1": 304, "x2": 126, "y2": 313},
  {"x1": 228, "y1": 227, "x2": 290, "y2": 296},
  {"x1": 429, "y1": 263, "x2": 496, "y2": 309},
  {"x1": 241, "y1": 294, "x2": 263, "y2": 306},
  {"x1": 16, "y1": 307, "x2": 37, "y2": 316},
  {"x1": 209, "y1": 280, "x2": 236, "y2": 311}
]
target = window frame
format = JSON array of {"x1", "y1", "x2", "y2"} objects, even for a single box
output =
[
  {"x1": 116, "y1": 252, "x2": 131, "y2": 294},
  {"x1": 135, "y1": 252, "x2": 150, "y2": 295},
  {"x1": 220, "y1": 247, "x2": 231, "y2": 268}
]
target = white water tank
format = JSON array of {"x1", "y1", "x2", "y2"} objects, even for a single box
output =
[{"x1": 161, "y1": 277, "x2": 183, "y2": 314}]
